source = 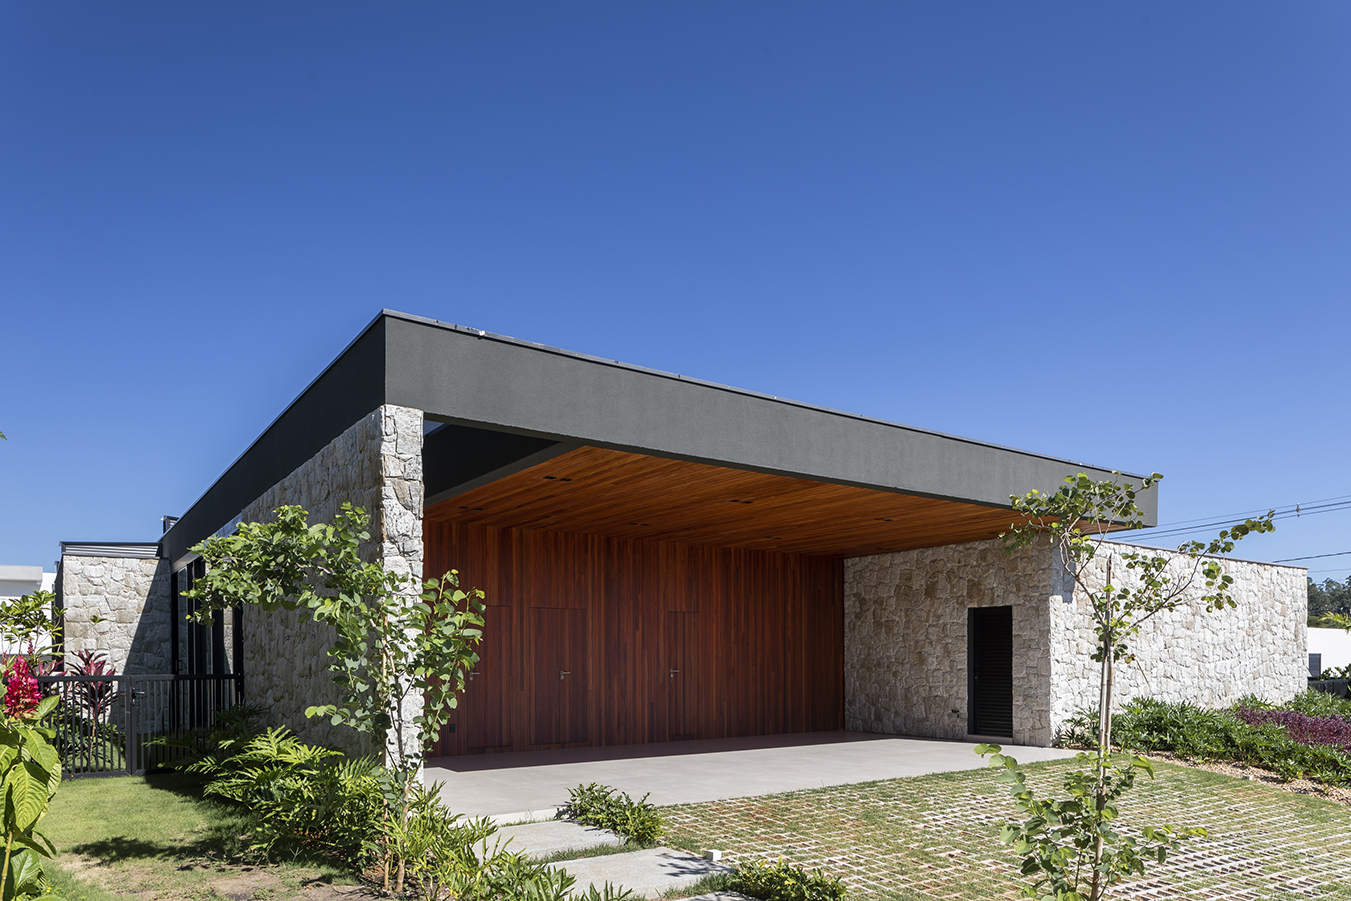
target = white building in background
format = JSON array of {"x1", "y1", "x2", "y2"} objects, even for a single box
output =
[
  {"x1": 0, "y1": 564, "x2": 57, "y2": 657},
  {"x1": 1309, "y1": 627, "x2": 1351, "y2": 674}
]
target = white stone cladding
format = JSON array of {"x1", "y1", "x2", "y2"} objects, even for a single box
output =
[
  {"x1": 234, "y1": 404, "x2": 425, "y2": 758},
  {"x1": 845, "y1": 536, "x2": 1306, "y2": 748},
  {"x1": 844, "y1": 537, "x2": 1059, "y2": 746},
  {"x1": 1049, "y1": 543, "x2": 1307, "y2": 732},
  {"x1": 60, "y1": 555, "x2": 172, "y2": 674}
]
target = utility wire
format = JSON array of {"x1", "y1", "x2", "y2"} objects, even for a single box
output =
[
  {"x1": 1120, "y1": 496, "x2": 1351, "y2": 542},
  {"x1": 1276, "y1": 550, "x2": 1351, "y2": 563},
  {"x1": 1131, "y1": 494, "x2": 1351, "y2": 531}
]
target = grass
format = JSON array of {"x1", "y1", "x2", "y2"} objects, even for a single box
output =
[
  {"x1": 662, "y1": 756, "x2": 1351, "y2": 901},
  {"x1": 39, "y1": 772, "x2": 358, "y2": 901},
  {"x1": 534, "y1": 840, "x2": 654, "y2": 865}
]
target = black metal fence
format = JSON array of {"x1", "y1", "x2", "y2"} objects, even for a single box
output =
[
  {"x1": 1309, "y1": 677, "x2": 1351, "y2": 700},
  {"x1": 36, "y1": 674, "x2": 242, "y2": 778}
]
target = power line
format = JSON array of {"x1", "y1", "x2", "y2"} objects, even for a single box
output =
[
  {"x1": 1123, "y1": 496, "x2": 1351, "y2": 542},
  {"x1": 1136, "y1": 493, "x2": 1351, "y2": 533},
  {"x1": 1276, "y1": 550, "x2": 1351, "y2": 563}
]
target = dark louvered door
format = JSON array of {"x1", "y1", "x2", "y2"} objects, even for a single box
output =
[{"x1": 968, "y1": 606, "x2": 1013, "y2": 738}]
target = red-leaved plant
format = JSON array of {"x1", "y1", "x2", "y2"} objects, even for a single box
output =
[
  {"x1": 71, "y1": 649, "x2": 118, "y2": 721},
  {"x1": 1236, "y1": 707, "x2": 1351, "y2": 754}
]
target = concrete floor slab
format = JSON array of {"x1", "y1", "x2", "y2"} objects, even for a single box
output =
[
  {"x1": 496, "y1": 820, "x2": 622, "y2": 858},
  {"x1": 425, "y1": 731, "x2": 1073, "y2": 817},
  {"x1": 551, "y1": 848, "x2": 733, "y2": 899}
]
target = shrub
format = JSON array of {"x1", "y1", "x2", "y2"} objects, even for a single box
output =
[
  {"x1": 558, "y1": 783, "x2": 663, "y2": 847},
  {"x1": 150, "y1": 702, "x2": 269, "y2": 772},
  {"x1": 391, "y1": 781, "x2": 634, "y2": 901},
  {"x1": 189, "y1": 727, "x2": 384, "y2": 866},
  {"x1": 1284, "y1": 688, "x2": 1351, "y2": 718},
  {"x1": 1111, "y1": 698, "x2": 1237, "y2": 758},
  {"x1": 2, "y1": 691, "x2": 63, "y2": 900},
  {"x1": 730, "y1": 858, "x2": 847, "y2": 901},
  {"x1": 1068, "y1": 697, "x2": 1351, "y2": 786}
]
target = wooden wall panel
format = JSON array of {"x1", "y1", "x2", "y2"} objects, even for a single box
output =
[{"x1": 424, "y1": 521, "x2": 844, "y2": 755}]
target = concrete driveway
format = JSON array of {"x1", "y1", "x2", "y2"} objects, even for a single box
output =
[{"x1": 424, "y1": 731, "x2": 1074, "y2": 818}]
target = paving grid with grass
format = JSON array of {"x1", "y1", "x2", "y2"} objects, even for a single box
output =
[{"x1": 661, "y1": 758, "x2": 1351, "y2": 901}]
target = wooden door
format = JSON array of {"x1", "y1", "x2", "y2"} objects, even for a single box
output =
[
  {"x1": 531, "y1": 607, "x2": 589, "y2": 745},
  {"x1": 464, "y1": 604, "x2": 512, "y2": 751},
  {"x1": 666, "y1": 611, "x2": 702, "y2": 740},
  {"x1": 968, "y1": 605, "x2": 1013, "y2": 738}
]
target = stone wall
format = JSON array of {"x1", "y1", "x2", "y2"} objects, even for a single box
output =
[
  {"x1": 1049, "y1": 544, "x2": 1307, "y2": 732},
  {"x1": 236, "y1": 404, "x2": 424, "y2": 757},
  {"x1": 844, "y1": 536, "x2": 1061, "y2": 747},
  {"x1": 845, "y1": 535, "x2": 1307, "y2": 749},
  {"x1": 60, "y1": 555, "x2": 173, "y2": 674}
]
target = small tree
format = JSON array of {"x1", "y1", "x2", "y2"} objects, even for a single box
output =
[
  {"x1": 184, "y1": 503, "x2": 486, "y2": 890},
  {"x1": 978, "y1": 473, "x2": 1274, "y2": 901},
  {"x1": 0, "y1": 591, "x2": 61, "y2": 675}
]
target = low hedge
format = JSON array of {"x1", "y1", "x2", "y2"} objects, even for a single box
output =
[{"x1": 1059, "y1": 692, "x2": 1351, "y2": 785}]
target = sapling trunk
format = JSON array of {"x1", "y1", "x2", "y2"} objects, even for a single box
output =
[
  {"x1": 1090, "y1": 555, "x2": 1116, "y2": 901},
  {"x1": 381, "y1": 618, "x2": 395, "y2": 893},
  {"x1": 2, "y1": 831, "x2": 14, "y2": 900}
]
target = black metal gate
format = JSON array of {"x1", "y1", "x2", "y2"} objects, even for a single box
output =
[{"x1": 37, "y1": 674, "x2": 242, "y2": 778}]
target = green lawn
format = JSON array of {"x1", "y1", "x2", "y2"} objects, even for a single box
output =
[
  {"x1": 39, "y1": 773, "x2": 358, "y2": 901},
  {"x1": 663, "y1": 758, "x2": 1351, "y2": 901}
]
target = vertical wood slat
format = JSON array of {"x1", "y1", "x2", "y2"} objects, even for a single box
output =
[{"x1": 424, "y1": 521, "x2": 844, "y2": 755}]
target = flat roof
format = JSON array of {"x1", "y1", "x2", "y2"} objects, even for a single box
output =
[
  {"x1": 162, "y1": 310, "x2": 1155, "y2": 563},
  {"x1": 60, "y1": 542, "x2": 160, "y2": 559}
]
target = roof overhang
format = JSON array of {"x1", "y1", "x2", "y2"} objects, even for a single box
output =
[
  {"x1": 427, "y1": 445, "x2": 1073, "y2": 557},
  {"x1": 163, "y1": 310, "x2": 1156, "y2": 562}
]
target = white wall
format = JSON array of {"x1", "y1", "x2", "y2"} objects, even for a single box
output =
[{"x1": 1309, "y1": 627, "x2": 1351, "y2": 672}]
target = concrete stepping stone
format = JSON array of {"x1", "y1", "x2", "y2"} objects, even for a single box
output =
[
  {"x1": 550, "y1": 847, "x2": 734, "y2": 899},
  {"x1": 496, "y1": 820, "x2": 624, "y2": 857}
]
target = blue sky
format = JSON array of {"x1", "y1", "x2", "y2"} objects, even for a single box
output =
[{"x1": 2, "y1": 2, "x2": 1348, "y2": 581}]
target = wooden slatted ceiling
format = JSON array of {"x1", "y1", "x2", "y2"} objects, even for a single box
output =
[{"x1": 425, "y1": 445, "x2": 1029, "y2": 557}]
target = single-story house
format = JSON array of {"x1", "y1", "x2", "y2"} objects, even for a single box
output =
[{"x1": 56, "y1": 310, "x2": 1308, "y2": 757}]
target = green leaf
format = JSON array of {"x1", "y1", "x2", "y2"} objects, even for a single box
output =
[
  {"x1": 5, "y1": 846, "x2": 46, "y2": 897},
  {"x1": 25, "y1": 738, "x2": 59, "y2": 786},
  {"x1": 6, "y1": 760, "x2": 47, "y2": 831},
  {"x1": 33, "y1": 695, "x2": 59, "y2": 720},
  {"x1": 13, "y1": 827, "x2": 57, "y2": 859}
]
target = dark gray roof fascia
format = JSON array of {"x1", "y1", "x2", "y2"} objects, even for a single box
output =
[{"x1": 384, "y1": 310, "x2": 1111, "y2": 469}]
